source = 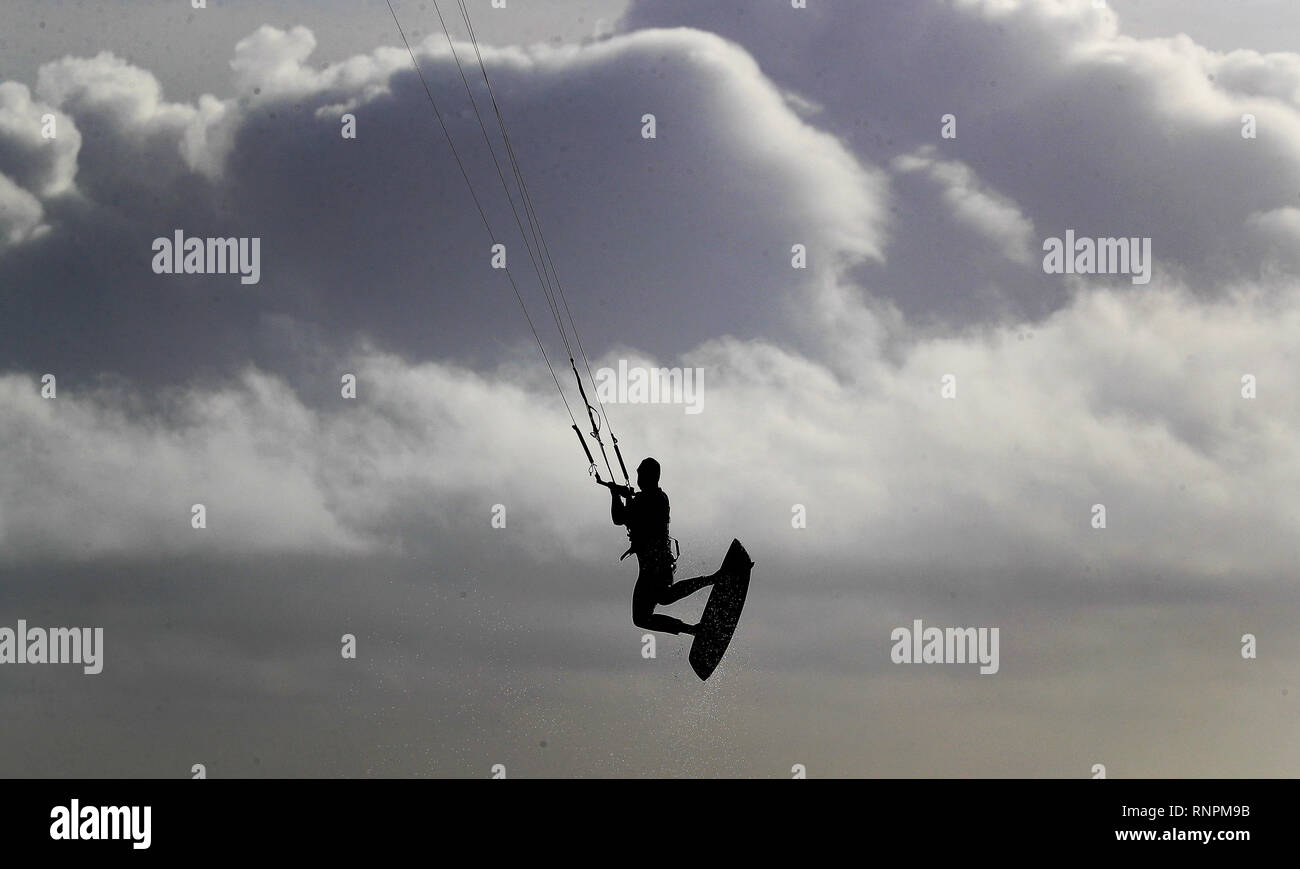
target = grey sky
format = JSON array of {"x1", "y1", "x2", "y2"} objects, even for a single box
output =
[{"x1": 1, "y1": 0, "x2": 1298, "y2": 777}]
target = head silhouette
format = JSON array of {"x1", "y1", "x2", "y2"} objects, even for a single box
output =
[{"x1": 637, "y1": 458, "x2": 661, "y2": 491}]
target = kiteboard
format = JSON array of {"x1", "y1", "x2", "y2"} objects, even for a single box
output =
[{"x1": 688, "y1": 539, "x2": 754, "y2": 680}]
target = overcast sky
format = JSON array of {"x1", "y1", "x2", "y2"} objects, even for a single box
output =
[{"x1": 1, "y1": 0, "x2": 1298, "y2": 777}]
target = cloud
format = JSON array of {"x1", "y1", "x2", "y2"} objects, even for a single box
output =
[
  {"x1": 5, "y1": 274, "x2": 1297, "y2": 596},
  {"x1": 36, "y1": 51, "x2": 194, "y2": 131},
  {"x1": 230, "y1": 25, "x2": 323, "y2": 98},
  {"x1": 0, "y1": 25, "x2": 888, "y2": 384},
  {"x1": 0, "y1": 80, "x2": 78, "y2": 250},
  {"x1": 0, "y1": 171, "x2": 44, "y2": 247},
  {"x1": 0, "y1": 81, "x2": 79, "y2": 196},
  {"x1": 1, "y1": 13, "x2": 1296, "y2": 594},
  {"x1": 892, "y1": 145, "x2": 1036, "y2": 263},
  {"x1": 621, "y1": 0, "x2": 1300, "y2": 321},
  {"x1": 0, "y1": 370, "x2": 369, "y2": 562}
]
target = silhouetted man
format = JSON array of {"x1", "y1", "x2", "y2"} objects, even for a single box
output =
[{"x1": 607, "y1": 458, "x2": 717, "y2": 635}]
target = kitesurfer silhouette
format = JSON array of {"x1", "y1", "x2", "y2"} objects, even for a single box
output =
[
  {"x1": 384, "y1": 0, "x2": 754, "y2": 673},
  {"x1": 605, "y1": 458, "x2": 718, "y2": 636}
]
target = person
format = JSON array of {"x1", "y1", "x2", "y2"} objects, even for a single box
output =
[{"x1": 606, "y1": 458, "x2": 718, "y2": 636}]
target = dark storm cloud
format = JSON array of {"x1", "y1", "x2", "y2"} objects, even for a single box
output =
[
  {"x1": 0, "y1": 24, "x2": 884, "y2": 388},
  {"x1": 621, "y1": 0, "x2": 1300, "y2": 323}
]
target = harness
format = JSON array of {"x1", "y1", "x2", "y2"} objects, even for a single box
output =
[{"x1": 620, "y1": 536, "x2": 680, "y2": 567}]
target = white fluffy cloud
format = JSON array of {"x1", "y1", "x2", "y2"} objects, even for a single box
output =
[
  {"x1": 4, "y1": 275, "x2": 1297, "y2": 593},
  {"x1": 893, "y1": 145, "x2": 1036, "y2": 263},
  {"x1": 0, "y1": 81, "x2": 79, "y2": 196},
  {"x1": 0, "y1": 171, "x2": 44, "y2": 247},
  {"x1": 0, "y1": 371, "x2": 369, "y2": 562},
  {"x1": 0, "y1": 80, "x2": 78, "y2": 249}
]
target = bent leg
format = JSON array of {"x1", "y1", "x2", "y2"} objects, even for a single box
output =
[
  {"x1": 659, "y1": 572, "x2": 717, "y2": 606},
  {"x1": 636, "y1": 611, "x2": 692, "y2": 635},
  {"x1": 632, "y1": 567, "x2": 692, "y2": 635}
]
